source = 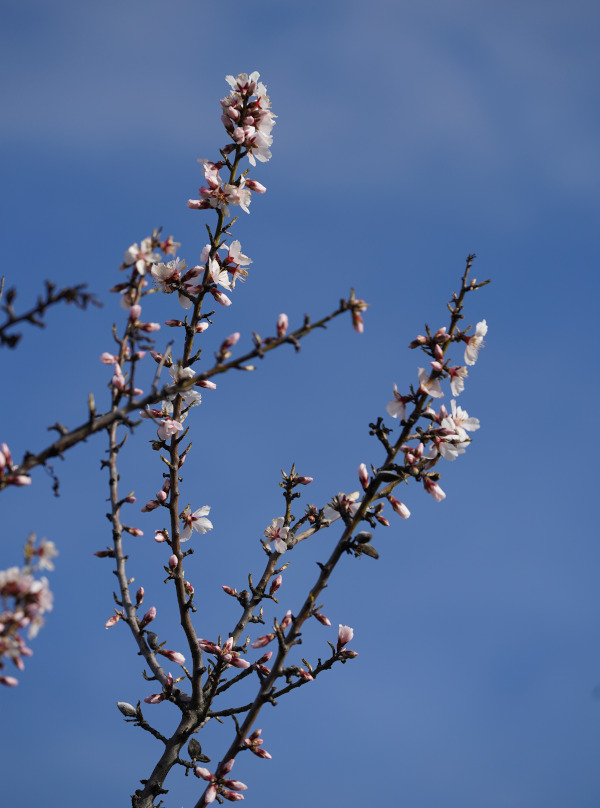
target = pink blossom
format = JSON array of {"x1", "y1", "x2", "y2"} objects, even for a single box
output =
[
  {"x1": 263, "y1": 517, "x2": 289, "y2": 553},
  {"x1": 157, "y1": 418, "x2": 184, "y2": 442},
  {"x1": 337, "y1": 624, "x2": 354, "y2": 651}
]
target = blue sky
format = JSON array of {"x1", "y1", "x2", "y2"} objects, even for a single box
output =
[{"x1": 1, "y1": 1, "x2": 600, "y2": 806}]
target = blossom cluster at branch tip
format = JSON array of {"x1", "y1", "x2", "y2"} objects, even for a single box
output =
[{"x1": 198, "y1": 637, "x2": 250, "y2": 669}]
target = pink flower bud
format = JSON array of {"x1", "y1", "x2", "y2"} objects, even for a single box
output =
[
  {"x1": 389, "y1": 497, "x2": 411, "y2": 519},
  {"x1": 124, "y1": 526, "x2": 143, "y2": 537},
  {"x1": 129, "y1": 304, "x2": 141, "y2": 321},
  {"x1": 222, "y1": 585, "x2": 238, "y2": 597},
  {"x1": 255, "y1": 651, "x2": 273, "y2": 664},
  {"x1": 105, "y1": 614, "x2": 122, "y2": 629},
  {"x1": 136, "y1": 587, "x2": 144, "y2": 606},
  {"x1": 245, "y1": 179, "x2": 266, "y2": 193},
  {"x1": 196, "y1": 379, "x2": 217, "y2": 389},
  {"x1": 144, "y1": 692, "x2": 165, "y2": 704},
  {"x1": 100, "y1": 352, "x2": 118, "y2": 364},
  {"x1": 0, "y1": 676, "x2": 19, "y2": 687},
  {"x1": 195, "y1": 767, "x2": 214, "y2": 782},
  {"x1": 314, "y1": 612, "x2": 331, "y2": 627},
  {"x1": 168, "y1": 554, "x2": 178, "y2": 571},
  {"x1": 250, "y1": 633, "x2": 275, "y2": 649},
  {"x1": 297, "y1": 667, "x2": 314, "y2": 682},
  {"x1": 408, "y1": 334, "x2": 428, "y2": 348},
  {"x1": 156, "y1": 490, "x2": 167, "y2": 503},
  {"x1": 165, "y1": 319, "x2": 184, "y2": 327},
  {"x1": 280, "y1": 610, "x2": 292, "y2": 631},
  {"x1": 221, "y1": 332, "x2": 241, "y2": 350},
  {"x1": 358, "y1": 463, "x2": 369, "y2": 489},
  {"x1": 154, "y1": 530, "x2": 168, "y2": 543},
  {"x1": 158, "y1": 649, "x2": 186, "y2": 665},
  {"x1": 140, "y1": 322, "x2": 161, "y2": 333},
  {"x1": 211, "y1": 288, "x2": 232, "y2": 306},
  {"x1": 124, "y1": 494, "x2": 136, "y2": 503},
  {"x1": 195, "y1": 322, "x2": 209, "y2": 333},
  {"x1": 276, "y1": 313, "x2": 288, "y2": 337},
  {"x1": 139, "y1": 606, "x2": 156, "y2": 629},
  {"x1": 219, "y1": 759, "x2": 236, "y2": 776},
  {"x1": 187, "y1": 199, "x2": 210, "y2": 210},
  {"x1": 11, "y1": 475, "x2": 31, "y2": 486},
  {"x1": 269, "y1": 575, "x2": 282, "y2": 595},
  {"x1": 296, "y1": 476, "x2": 313, "y2": 485},
  {"x1": 142, "y1": 500, "x2": 160, "y2": 512},
  {"x1": 184, "y1": 580, "x2": 194, "y2": 597},
  {"x1": 423, "y1": 477, "x2": 446, "y2": 502}
]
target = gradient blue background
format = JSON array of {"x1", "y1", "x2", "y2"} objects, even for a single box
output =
[{"x1": 1, "y1": 1, "x2": 599, "y2": 806}]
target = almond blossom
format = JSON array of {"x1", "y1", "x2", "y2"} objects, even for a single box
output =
[
  {"x1": 417, "y1": 367, "x2": 444, "y2": 399},
  {"x1": 442, "y1": 400, "x2": 480, "y2": 441},
  {"x1": 264, "y1": 517, "x2": 289, "y2": 553},
  {"x1": 180, "y1": 506, "x2": 213, "y2": 541},
  {"x1": 464, "y1": 319, "x2": 488, "y2": 365},
  {"x1": 386, "y1": 383, "x2": 412, "y2": 420},
  {"x1": 122, "y1": 238, "x2": 161, "y2": 276}
]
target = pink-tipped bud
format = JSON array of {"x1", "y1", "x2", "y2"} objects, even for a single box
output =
[
  {"x1": 124, "y1": 526, "x2": 143, "y2": 537},
  {"x1": 276, "y1": 313, "x2": 288, "y2": 337},
  {"x1": 168, "y1": 554, "x2": 178, "y2": 571},
  {"x1": 358, "y1": 463, "x2": 369, "y2": 490},
  {"x1": 11, "y1": 475, "x2": 31, "y2": 486},
  {"x1": 219, "y1": 759, "x2": 236, "y2": 776},
  {"x1": 140, "y1": 322, "x2": 161, "y2": 333},
  {"x1": 255, "y1": 651, "x2": 273, "y2": 665},
  {"x1": 139, "y1": 606, "x2": 156, "y2": 629},
  {"x1": 142, "y1": 500, "x2": 160, "y2": 512},
  {"x1": 154, "y1": 530, "x2": 168, "y2": 543},
  {"x1": 211, "y1": 288, "x2": 232, "y2": 306},
  {"x1": 165, "y1": 319, "x2": 184, "y2": 327},
  {"x1": 221, "y1": 332, "x2": 240, "y2": 351},
  {"x1": 184, "y1": 580, "x2": 194, "y2": 597},
  {"x1": 222, "y1": 585, "x2": 238, "y2": 597},
  {"x1": 280, "y1": 610, "x2": 293, "y2": 631},
  {"x1": 245, "y1": 179, "x2": 267, "y2": 193},
  {"x1": 314, "y1": 612, "x2": 331, "y2": 627},
  {"x1": 105, "y1": 614, "x2": 122, "y2": 629},
  {"x1": 195, "y1": 322, "x2": 209, "y2": 333},
  {"x1": 156, "y1": 490, "x2": 168, "y2": 503},
  {"x1": 434, "y1": 343, "x2": 444, "y2": 359},
  {"x1": 376, "y1": 514, "x2": 390, "y2": 526},
  {"x1": 408, "y1": 334, "x2": 428, "y2": 348},
  {"x1": 100, "y1": 352, "x2": 118, "y2": 364},
  {"x1": 297, "y1": 668, "x2": 314, "y2": 682},
  {"x1": 94, "y1": 549, "x2": 116, "y2": 558},
  {"x1": 158, "y1": 649, "x2": 186, "y2": 665},
  {"x1": 250, "y1": 633, "x2": 275, "y2": 649},
  {"x1": 0, "y1": 676, "x2": 19, "y2": 687},
  {"x1": 196, "y1": 379, "x2": 217, "y2": 389},
  {"x1": 136, "y1": 587, "x2": 144, "y2": 606},
  {"x1": 389, "y1": 497, "x2": 411, "y2": 519},
  {"x1": 187, "y1": 199, "x2": 210, "y2": 210},
  {"x1": 296, "y1": 476, "x2": 313, "y2": 485},
  {"x1": 124, "y1": 494, "x2": 136, "y2": 504},
  {"x1": 129, "y1": 304, "x2": 141, "y2": 321},
  {"x1": 269, "y1": 575, "x2": 282, "y2": 596}
]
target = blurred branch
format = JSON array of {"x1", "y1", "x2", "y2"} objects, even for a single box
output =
[{"x1": 0, "y1": 279, "x2": 102, "y2": 349}]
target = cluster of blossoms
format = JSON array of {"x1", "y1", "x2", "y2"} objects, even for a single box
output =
[
  {"x1": 378, "y1": 320, "x2": 488, "y2": 508},
  {"x1": 0, "y1": 443, "x2": 31, "y2": 487},
  {"x1": 0, "y1": 537, "x2": 57, "y2": 686}
]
